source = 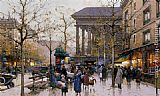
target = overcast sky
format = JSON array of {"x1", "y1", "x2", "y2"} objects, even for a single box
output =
[
  {"x1": 53, "y1": 0, "x2": 99, "y2": 10},
  {"x1": 0, "y1": 0, "x2": 102, "y2": 14},
  {"x1": 0, "y1": 0, "x2": 120, "y2": 50}
]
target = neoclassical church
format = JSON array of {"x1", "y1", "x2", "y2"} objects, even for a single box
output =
[{"x1": 71, "y1": 7, "x2": 123, "y2": 65}]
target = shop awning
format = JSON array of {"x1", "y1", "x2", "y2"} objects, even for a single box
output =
[{"x1": 115, "y1": 54, "x2": 130, "y2": 63}]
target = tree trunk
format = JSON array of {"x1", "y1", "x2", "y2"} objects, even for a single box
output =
[
  {"x1": 20, "y1": 43, "x2": 25, "y2": 96},
  {"x1": 112, "y1": 35, "x2": 115, "y2": 87}
]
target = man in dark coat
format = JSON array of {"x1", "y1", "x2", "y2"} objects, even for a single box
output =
[
  {"x1": 102, "y1": 66, "x2": 107, "y2": 81},
  {"x1": 61, "y1": 66, "x2": 67, "y2": 79}
]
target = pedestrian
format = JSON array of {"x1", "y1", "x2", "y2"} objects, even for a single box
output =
[
  {"x1": 89, "y1": 75, "x2": 96, "y2": 92},
  {"x1": 74, "y1": 69, "x2": 82, "y2": 96},
  {"x1": 61, "y1": 65, "x2": 67, "y2": 78},
  {"x1": 126, "y1": 66, "x2": 132, "y2": 85},
  {"x1": 102, "y1": 65, "x2": 107, "y2": 81},
  {"x1": 99, "y1": 66, "x2": 103, "y2": 82},
  {"x1": 114, "y1": 66, "x2": 118, "y2": 81},
  {"x1": 61, "y1": 65, "x2": 67, "y2": 81},
  {"x1": 135, "y1": 68, "x2": 142, "y2": 86},
  {"x1": 115, "y1": 66, "x2": 123, "y2": 89},
  {"x1": 61, "y1": 75, "x2": 68, "y2": 96},
  {"x1": 83, "y1": 72, "x2": 90, "y2": 90}
]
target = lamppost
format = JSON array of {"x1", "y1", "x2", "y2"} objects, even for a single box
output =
[
  {"x1": 15, "y1": 45, "x2": 18, "y2": 76},
  {"x1": 103, "y1": 34, "x2": 106, "y2": 66},
  {"x1": 1, "y1": 47, "x2": 7, "y2": 72}
]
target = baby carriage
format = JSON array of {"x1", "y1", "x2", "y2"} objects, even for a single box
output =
[{"x1": 0, "y1": 73, "x2": 16, "y2": 89}]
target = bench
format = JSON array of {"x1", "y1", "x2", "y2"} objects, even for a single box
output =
[
  {"x1": 26, "y1": 74, "x2": 48, "y2": 91},
  {"x1": 26, "y1": 81, "x2": 48, "y2": 90}
]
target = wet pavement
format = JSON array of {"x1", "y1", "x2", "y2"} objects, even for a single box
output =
[
  {"x1": 52, "y1": 74, "x2": 160, "y2": 96},
  {"x1": 0, "y1": 73, "x2": 160, "y2": 96}
]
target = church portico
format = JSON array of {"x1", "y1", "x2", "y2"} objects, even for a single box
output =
[{"x1": 71, "y1": 7, "x2": 122, "y2": 65}]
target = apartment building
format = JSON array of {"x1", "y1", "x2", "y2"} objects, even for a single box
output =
[{"x1": 121, "y1": 0, "x2": 160, "y2": 73}]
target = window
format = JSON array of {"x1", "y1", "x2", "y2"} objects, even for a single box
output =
[
  {"x1": 143, "y1": 0, "x2": 148, "y2": 5},
  {"x1": 124, "y1": 10, "x2": 129, "y2": 32},
  {"x1": 133, "y1": 34, "x2": 136, "y2": 43},
  {"x1": 145, "y1": 32, "x2": 150, "y2": 41},
  {"x1": 143, "y1": 8, "x2": 150, "y2": 25},
  {"x1": 143, "y1": 30, "x2": 150, "y2": 44},
  {"x1": 134, "y1": 2, "x2": 136, "y2": 11},
  {"x1": 124, "y1": 10, "x2": 128, "y2": 20},
  {"x1": 157, "y1": 0, "x2": 160, "y2": 17},
  {"x1": 133, "y1": 18, "x2": 136, "y2": 29}
]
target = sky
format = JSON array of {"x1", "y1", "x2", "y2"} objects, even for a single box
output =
[
  {"x1": 0, "y1": 0, "x2": 120, "y2": 52},
  {"x1": 0, "y1": 0, "x2": 101, "y2": 14},
  {"x1": 53, "y1": 0, "x2": 100, "y2": 11}
]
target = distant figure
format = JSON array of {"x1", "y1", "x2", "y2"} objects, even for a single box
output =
[
  {"x1": 126, "y1": 67, "x2": 132, "y2": 85},
  {"x1": 115, "y1": 66, "x2": 123, "y2": 89},
  {"x1": 99, "y1": 66, "x2": 103, "y2": 82},
  {"x1": 102, "y1": 66, "x2": 107, "y2": 81},
  {"x1": 74, "y1": 69, "x2": 82, "y2": 96},
  {"x1": 135, "y1": 68, "x2": 142, "y2": 86},
  {"x1": 114, "y1": 66, "x2": 118, "y2": 81}
]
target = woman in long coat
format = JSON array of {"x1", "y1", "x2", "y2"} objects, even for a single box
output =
[
  {"x1": 115, "y1": 66, "x2": 123, "y2": 89},
  {"x1": 74, "y1": 70, "x2": 82, "y2": 96}
]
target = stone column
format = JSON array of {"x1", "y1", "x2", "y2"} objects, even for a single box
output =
[
  {"x1": 81, "y1": 26, "x2": 85, "y2": 55},
  {"x1": 76, "y1": 25, "x2": 80, "y2": 55},
  {"x1": 91, "y1": 32, "x2": 95, "y2": 54},
  {"x1": 87, "y1": 26, "x2": 91, "y2": 54}
]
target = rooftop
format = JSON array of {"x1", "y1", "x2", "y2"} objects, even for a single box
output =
[{"x1": 72, "y1": 7, "x2": 122, "y2": 19}]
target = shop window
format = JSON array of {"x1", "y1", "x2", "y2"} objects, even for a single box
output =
[{"x1": 143, "y1": 7, "x2": 150, "y2": 25}]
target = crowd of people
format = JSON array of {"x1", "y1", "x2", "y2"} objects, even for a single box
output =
[
  {"x1": 53, "y1": 64, "x2": 143, "y2": 96},
  {"x1": 54, "y1": 64, "x2": 96, "y2": 96},
  {"x1": 113, "y1": 66, "x2": 142, "y2": 89}
]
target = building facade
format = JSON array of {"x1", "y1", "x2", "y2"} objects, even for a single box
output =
[
  {"x1": 0, "y1": 17, "x2": 17, "y2": 68},
  {"x1": 72, "y1": 7, "x2": 123, "y2": 65},
  {"x1": 121, "y1": 0, "x2": 160, "y2": 73}
]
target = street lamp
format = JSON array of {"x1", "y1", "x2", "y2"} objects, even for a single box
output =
[
  {"x1": 1, "y1": 47, "x2": 7, "y2": 72},
  {"x1": 15, "y1": 45, "x2": 18, "y2": 76}
]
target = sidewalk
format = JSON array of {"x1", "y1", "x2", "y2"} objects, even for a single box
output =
[
  {"x1": 1, "y1": 73, "x2": 160, "y2": 96},
  {"x1": 37, "y1": 74, "x2": 160, "y2": 96},
  {"x1": 0, "y1": 73, "x2": 49, "y2": 96},
  {"x1": 0, "y1": 73, "x2": 32, "y2": 96},
  {"x1": 0, "y1": 73, "x2": 32, "y2": 89}
]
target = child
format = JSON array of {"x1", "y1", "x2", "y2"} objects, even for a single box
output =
[{"x1": 89, "y1": 75, "x2": 96, "y2": 92}]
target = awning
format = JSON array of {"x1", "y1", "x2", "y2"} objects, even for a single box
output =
[{"x1": 115, "y1": 54, "x2": 130, "y2": 63}]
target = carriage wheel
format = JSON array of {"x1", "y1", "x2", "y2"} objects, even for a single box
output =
[{"x1": 7, "y1": 82, "x2": 14, "y2": 89}]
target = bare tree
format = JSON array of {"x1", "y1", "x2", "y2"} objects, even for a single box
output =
[
  {"x1": 96, "y1": 0, "x2": 123, "y2": 87},
  {"x1": 0, "y1": 0, "x2": 49, "y2": 96},
  {"x1": 55, "y1": 7, "x2": 75, "y2": 52}
]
